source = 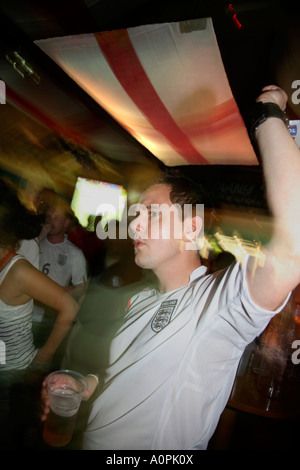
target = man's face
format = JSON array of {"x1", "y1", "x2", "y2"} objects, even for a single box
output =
[
  {"x1": 45, "y1": 206, "x2": 71, "y2": 237},
  {"x1": 129, "y1": 184, "x2": 186, "y2": 271}
]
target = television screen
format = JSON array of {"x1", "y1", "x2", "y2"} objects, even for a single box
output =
[{"x1": 71, "y1": 177, "x2": 127, "y2": 229}]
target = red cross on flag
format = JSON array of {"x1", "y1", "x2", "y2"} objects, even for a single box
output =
[{"x1": 36, "y1": 18, "x2": 257, "y2": 166}]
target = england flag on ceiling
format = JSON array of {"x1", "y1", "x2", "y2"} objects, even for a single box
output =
[{"x1": 36, "y1": 18, "x2": 257, "y2": 166}]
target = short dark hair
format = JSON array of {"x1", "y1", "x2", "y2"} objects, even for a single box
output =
[
  {"x1": 155, "y1": 168, "x2": 207, "y2": 209},
  {"x1": 47, "y1": 195, "x2": 77, "y2": 225}
]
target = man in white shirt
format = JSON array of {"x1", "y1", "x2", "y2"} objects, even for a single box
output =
[
  {"x1": 39, "y1": 202, "x2": 87, "y2": 290},
  {"x1": 37, "y1": 201, "x2": 87, "y2": 352},
  {"x1": 42, "y1": 86, "x2": 300, "y2": 450}
]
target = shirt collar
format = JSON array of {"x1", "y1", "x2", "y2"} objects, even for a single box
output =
[{"x1": 189, "y1": 264, "x2": 208, "y2": 283}]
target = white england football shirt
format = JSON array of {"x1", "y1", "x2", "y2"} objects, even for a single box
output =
[
  {"x1": 83, "y1": 256, "x2": 288, "y2": 450},
  {"x1": 39, "y1": 235, "x2": 87, "y2": 286},
  {"x1": 18, "y1": 238, "x2": 40, "y2": 269}
]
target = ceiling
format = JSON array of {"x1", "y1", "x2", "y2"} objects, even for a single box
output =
[{"x1": 0, "y1": 0, "x2": 299, "y2": 207}]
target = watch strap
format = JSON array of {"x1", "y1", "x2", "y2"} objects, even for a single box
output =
[{"x1": 249, "y1": 101, "x2": 288, "y2": 142}]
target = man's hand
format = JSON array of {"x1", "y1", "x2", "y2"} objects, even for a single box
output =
[
  {"x1": 38, "y1": 223, "x2": 53, "y2": 241},
  {"x1": 40, "y1": 374, "x2": 96, "y2": 423},
  {"x1": 256, "y1": 85, "x2": 288, "y2": 110}
]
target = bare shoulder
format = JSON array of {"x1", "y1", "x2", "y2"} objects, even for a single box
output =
[
  {"x1": 9, "y1": 257, "x2": 41, "y2": 283},
  {"x1": 11, "y1": 256, "x2": 34, "y2": 271}
]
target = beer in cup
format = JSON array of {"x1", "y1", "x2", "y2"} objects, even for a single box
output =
[{"x1": 43, "y1": 370, "x2": 87, "y2": 447}]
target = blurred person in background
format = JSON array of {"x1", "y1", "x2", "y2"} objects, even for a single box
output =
[
  {"x1": 39, "y1": 197, "x2": 87, "y2": 292},
  {"x1": 35, "y1": 187, "x2": 57, "y2": 216},
  {"x1": 68, "y1": 215, "x2": 106, "y2": 278},
  {"x1": 0, "y1": 180, "x2": 79, "y2": 448},
  {"x1": 37, "y1": 196, "x2": 88, "y2": 367}
]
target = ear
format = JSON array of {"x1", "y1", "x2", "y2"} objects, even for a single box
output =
[
  {"x1": 64, "y1": 216, "x2": 73, "y2": 232},
  {"x1": 183, "y1": 215, "x2": 203, "y2": 242}
]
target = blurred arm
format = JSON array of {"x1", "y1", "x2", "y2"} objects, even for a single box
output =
[
  {"x1": 16, "y1": 262, "x2": 79, "y2": 364},
  {"x1": 246, "y1": 85, "x2": 300, "y2": 310}
]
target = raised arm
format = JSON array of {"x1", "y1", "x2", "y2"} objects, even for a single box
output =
[{"x1": 246, "y1": 85, "x2": 300, "y2": 310}]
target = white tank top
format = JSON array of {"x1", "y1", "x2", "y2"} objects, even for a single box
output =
[{"x1": 0, "y1": 255, "x2": 36, "y2": 370}]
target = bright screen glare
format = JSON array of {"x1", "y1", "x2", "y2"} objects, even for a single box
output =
[{"x1": 71, "y1": 177, "x2": 127, "y2": 229}]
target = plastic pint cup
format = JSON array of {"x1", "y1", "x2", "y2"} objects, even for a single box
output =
[{"x1": 43, "y1": 370, "x2": 87, "y2": 447}]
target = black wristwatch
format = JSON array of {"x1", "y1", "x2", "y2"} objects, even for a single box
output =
[{"x1": 248, "y1": 101, "x2": 289, "y2": 142}]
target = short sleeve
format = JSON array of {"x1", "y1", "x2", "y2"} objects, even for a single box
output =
[
  {"x1": 71, "y1": 249, "x2": 88, "y2": 285},
  {"x1": 215, "y1": 255, "x2": 291, "y2": 347}
]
